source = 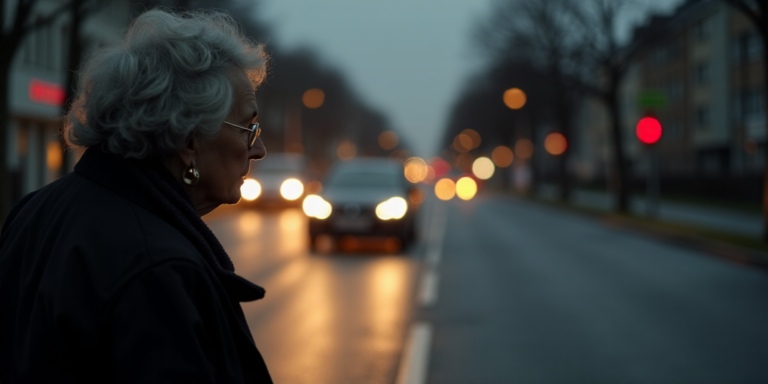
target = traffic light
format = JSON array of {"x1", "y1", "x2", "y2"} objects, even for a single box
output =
[{"x1": 636, "y1": 117, "x2": 662, "y2": 145}]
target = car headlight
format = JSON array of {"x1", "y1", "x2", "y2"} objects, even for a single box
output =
[
  {"x1": 375, "y1": 197, "x2": 408, "y2": 220},
  {"x1": 302, "y1": 194, "x2": 332, "y2": 219},
  {"x1": 280, "y1": 178, "x2": 304, "y2": 201},
  {"x1": 240, "y1": 179, "x2": 261, "y2": 201}
]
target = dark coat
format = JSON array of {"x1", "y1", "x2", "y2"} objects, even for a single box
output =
[{"x1": 0, "y1": 149, "x2": 272, "y2": 383}]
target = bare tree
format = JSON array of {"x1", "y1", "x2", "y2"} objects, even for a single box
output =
[
  {"x1": 571, "y1": 0, "x2": 640, "y2": 213},
  {"x1": 60, "y1": 0, "x2": 114, "y2": 175},
  {"x1": 722, "y1": 0, "x2": 768, "y2": 239},
  {"x1": 477, "y1": 0, "x2": 586, "y2": 202},
  {"x1": 1, "y1": 0, "x2": 73, "y2": 220}
]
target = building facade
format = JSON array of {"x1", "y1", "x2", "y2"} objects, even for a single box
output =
[
  {"x1": 3, "y1": 0, "x2": 133, "y2": 203},
  {"x1": 576, "y1": 0, "x2": 765, "y2": 200}
]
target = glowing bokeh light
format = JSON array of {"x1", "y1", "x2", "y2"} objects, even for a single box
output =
[
  {"x1": 544, "y1": 133, "x2": 568, "y2": 156},
  {"x1": 375, "y1": 197, "x2": 408, "y2": 220},
  {"x1": 455, "y1": 152, "x2": 474, "y2": 171},
  {"x1": 455, "y1": 177, "x2": 478, "y2": 200},
  {"x1": 435, "y1": 178, "x2": 456, "y2": 201},
  {"x1": 279, "y1": 178, "x2": 304, "y2": 201},
  {"x1": 404, "y1": 157, "x2": 429, "y2": 183},
  {"x1": 378, "y1": 130, "x2": 399, "y2": 150},
  {"x1": 636, "y1": 117, "x2": 662, "y2": 144},
  {"x1": 472, "y1": 157, "x2": 495, "y2": 180},
  {"x1": 515, "y1": 139, "x2": 534, "y2": 160},
  {"x1": 29, "y1": 79, "x2": 65, "y2": 106},
  {"x1": 423, "y1": 166, "x2": 436, "y2": 184},
  {"x1": 492, "y1": 146, "x2": 514, "y2": 168},
  {"x1": 503, "y1": 88, "x2": 527, "y2": 110},
  {"x1": 46, "y1": 142, "x2": 62, "y2": 171},
  {"x1": 305, "y1": 180, "x2": 323, "y2": 194},
  {"x1": 461, "y1": 129, "x2": 481, "y2": 149},
  {"x1": 302, "y1": 88, "x2": 325, "y2": 109},
  {"x1": 409, "y1": 188, "x2": 425, "y2": 205},
  {"x1": 453, "y1": 134, "x2": 473, "y2": 153},
  {"x1": 337, "y1": 140, "x2": 357, "y2": 160},
  {"x1": 302, "y1": 194, "x2": 332, "y2": 219},
  {"x1": 240, "y1": 179, "x2": 261, "y2": 201},
  {"x1": 431, "y1": 158, "x2": 451, "y2": 177}
]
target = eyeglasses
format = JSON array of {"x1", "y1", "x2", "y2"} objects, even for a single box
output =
[{"x1": 223, "y1": 120, "x2": 261, "y2": 148}]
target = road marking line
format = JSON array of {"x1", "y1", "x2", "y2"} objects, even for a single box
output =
[
  {"x1": 424, "y1": 203, "x2": 447, "y2": 267},
  {"x1": 395, "y1": 322, "x2": 433, "y2": 384},
  {"x1": 417, "y1": 267, "x2": 440, "y2": 307}
]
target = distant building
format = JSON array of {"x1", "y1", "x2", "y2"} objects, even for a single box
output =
[
  {"x1": 4, "y1": 0, "x2": 133, "y2": 203},
  {"x1": 576, "y1": 0, "x2": 765, "y2": 200}
]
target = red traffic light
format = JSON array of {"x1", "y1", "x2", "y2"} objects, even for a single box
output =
[{"x1": 636, "y1": 117, "x2": 662, "y2": 145}]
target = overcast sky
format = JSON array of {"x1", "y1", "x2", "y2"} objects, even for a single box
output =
[{"x1": 259, "y1": 0, "x2": 683, "y2": 157}]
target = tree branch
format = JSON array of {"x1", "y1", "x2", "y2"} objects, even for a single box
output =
[
  {"x1": 20, "y1": 1, "x2": 72, "y2": 36},
  {"x1": 724, "y1": 0, "x2": 763, "y2": 27}
]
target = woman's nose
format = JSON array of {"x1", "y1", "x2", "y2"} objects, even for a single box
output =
[{"x1": 249, "y1": 138, "x2": 266, "y2": 161}]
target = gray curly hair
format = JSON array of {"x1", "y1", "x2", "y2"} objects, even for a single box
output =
[{"x1": 65, "y1": 8, "x2": 268, "y2": 159}]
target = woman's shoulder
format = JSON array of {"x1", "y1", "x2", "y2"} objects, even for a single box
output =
[{"x1": 5, "y1": 171, "x2": 206, "y2": 273}]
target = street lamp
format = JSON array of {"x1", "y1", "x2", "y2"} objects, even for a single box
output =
[
  {"x1": 503, "y1": 88, "x2": 526, "y2": 110},
  {"x1": 286, "y1": 88, "x2": 325, "y2": 153}
]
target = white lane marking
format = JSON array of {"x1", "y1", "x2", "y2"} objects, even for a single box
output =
[
  {"x1": 424, "y1": 203, "x2": 447, "y2": 268},
  {"x1": 417, "y1": 267, "x2": 440, "y2": 307},
  {"x1": 395, "y1": 322, "x2": 434, "y2": 384}
]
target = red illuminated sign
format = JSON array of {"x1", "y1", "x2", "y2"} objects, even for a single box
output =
[
  {"x1": 29, "y1": 79, "x2": 65, "y2": 107},
  {"x1": 636, "y1": 117, "x2": 662, "y2": 145}
]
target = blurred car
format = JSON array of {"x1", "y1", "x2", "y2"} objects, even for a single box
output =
[
  {"x1": 303, "y1": 158, "x2": 418, "y2": 250},
  {"x1": 240, "y1": 153, "x2": 307, "y2": 207}
]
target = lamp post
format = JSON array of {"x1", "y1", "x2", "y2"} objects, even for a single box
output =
[
  {"x1": 636, "y1": 116, "x2": 663, "y2": 217},
  {"x1": 286, "y1": 88, "x2": 325, "y2": 153},
  {"x1": 503, "y1": 88, "x2": 527, "y2": 191}
]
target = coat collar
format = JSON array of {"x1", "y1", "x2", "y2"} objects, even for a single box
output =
[{"x1": 75, "y1": 147, "x2": 265, "y2": 302}]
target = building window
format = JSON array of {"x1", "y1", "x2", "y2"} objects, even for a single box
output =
[
  {"x1": 694, "y1": 16, "x2": 711, "y2": 41},
  {"x1": 665, "y1": 116, "x2": 684, "y2": 140},
  {"x1": 665, "y1": 81, "x2": 684, "y2": 101},
  {"x1": 747, "y1": 31, "x2": 764, "y2": 61},
  {"x1": 745, "y1": 89, "x2": 765, "y2": 118},
  {"x1": 695, "y1": 62, "x2": 710, "y2": 84},
  {"x1": 696, "y1": 107, "x2": 711, "y2": 129}
]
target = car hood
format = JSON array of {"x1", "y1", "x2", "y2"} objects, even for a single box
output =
[{"x1": 321, "y1": 187, "x2": 405, "y2": 206}]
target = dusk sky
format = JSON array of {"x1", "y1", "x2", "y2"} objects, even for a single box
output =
[{"x1": 259, "y1": 0, "x2": 684, "y2": 157}]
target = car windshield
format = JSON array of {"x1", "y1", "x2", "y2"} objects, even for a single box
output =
[{"x1": 326, "y1": 171, "x2": 401, "y2": 188}]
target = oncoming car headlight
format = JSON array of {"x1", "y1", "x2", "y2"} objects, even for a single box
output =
[
  {"x1": 240, "y1": 179, "x2": 262, "y2": 201},
  {"x1": 375, "y1": 197, "x2": 408, "y2": 220},
  {"x1": 302, "y1": 194, "x2": 332, "y2": 219},
  {"x1": 280, "y1": 178, "x2": 304, "y2": 201}
]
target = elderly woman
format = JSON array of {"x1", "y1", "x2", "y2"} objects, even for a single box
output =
[{"x1": 0, "y1": 9, "x2": 272, "y2": 383}]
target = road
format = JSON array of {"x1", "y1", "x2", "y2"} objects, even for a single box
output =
[{"x1": 206, "y1": 195, "x2": 768, "y2": 384}]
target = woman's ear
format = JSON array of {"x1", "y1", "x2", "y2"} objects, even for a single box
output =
[{"x1": 178, "y1": 134, "x2": 198, "y2": 166}]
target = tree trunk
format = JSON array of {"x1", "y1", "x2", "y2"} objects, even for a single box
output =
[
  {"x1": 606, "y1": 87, "x2": 629, "y2": 213},
  {"x1": 0, "y1": 59, "x2": 11, "y2": 221},
  {"x1": 60, "y1": 0, "x2": 84, "y2": 176},
  {"x1": 557, "y1": 84, "x2": 571, "y2": 202},
  {"x1": 761, "y1": 34, "x2": 768, "y2": 240}
]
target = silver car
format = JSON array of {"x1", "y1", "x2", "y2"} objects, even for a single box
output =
[{"x1": 303, "y1": 158, "x2": 418, "y2": 250}]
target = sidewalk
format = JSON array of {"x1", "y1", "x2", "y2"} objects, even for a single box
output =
[{"x1": 537, "y1": 185, "x2": 762, "y2": 238}]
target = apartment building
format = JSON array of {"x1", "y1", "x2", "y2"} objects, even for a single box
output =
[
  {"x1": 3, "y1": 0, "x2": 133, "y2": 203},
  {"x1": 576, "y1": 0, "x2": 765, "y2": 197}
]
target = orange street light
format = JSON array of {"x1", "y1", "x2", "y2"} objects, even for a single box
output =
[
  {"x1": 302, "y1": 88, "x2": 325, "y2": 109},
  {"x1": 544, "y1": 133, "x2": 567, "y2": 156},
  {"x1": 503, "y1": 88, "x2": 526, "y2": 110}
]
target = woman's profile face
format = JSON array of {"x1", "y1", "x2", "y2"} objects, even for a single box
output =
[{"x1": 193, "y1": 69, "x2": 266, "y2": 214}]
